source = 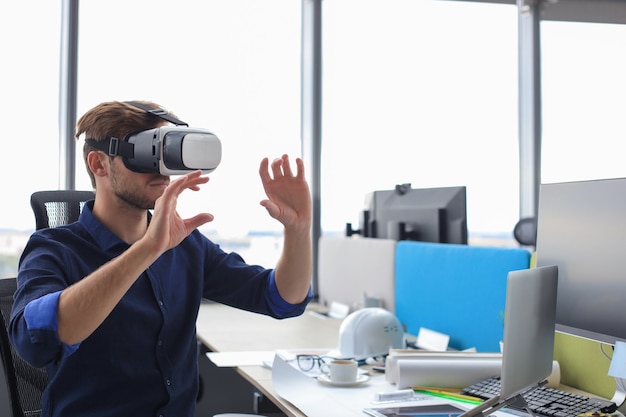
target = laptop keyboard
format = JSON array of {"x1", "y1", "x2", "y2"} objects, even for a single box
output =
[{"x1": 461, "y1": 376, "x2": 618, "y2": 417}]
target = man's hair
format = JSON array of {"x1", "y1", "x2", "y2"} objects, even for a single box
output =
[{"x1": 75, "y1": 100, "x2": 176, "y2": 188}]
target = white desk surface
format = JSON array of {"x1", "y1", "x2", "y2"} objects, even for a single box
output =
[{"x1": 196, "y1": 300, "x2": 343, "y2": 417}]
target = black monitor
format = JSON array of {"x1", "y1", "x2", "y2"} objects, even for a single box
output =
[
  {"x1": 535, "y1": 177, "x2": 626, "y2": 346},
  {"x1": 347, "y1": 184, "x2": 468, "y2": 244}
]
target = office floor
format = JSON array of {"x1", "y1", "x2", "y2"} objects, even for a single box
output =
[{"x1": 196, "y1": 343, "x2": 287, "y2": 417}]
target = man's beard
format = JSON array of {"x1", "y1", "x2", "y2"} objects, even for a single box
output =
[{"x1": 110, "y1": 162, "x2": 163, "y2": 210}]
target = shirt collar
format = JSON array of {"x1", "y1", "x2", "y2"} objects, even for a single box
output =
[{"x1": 79, "y1": 200, "x2": 147, "y2": 252}]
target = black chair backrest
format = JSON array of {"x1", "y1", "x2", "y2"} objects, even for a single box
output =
[
  {"x1": 30, "y1": 190, "x2": 95, "y2": 230},
  {"x1": 0, "y1": 278, "x2": 48, "y2": 417}
]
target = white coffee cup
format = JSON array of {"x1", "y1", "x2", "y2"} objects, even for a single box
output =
[{"x1": 322, "y1": 359, "x2": 358, "y2": 383}]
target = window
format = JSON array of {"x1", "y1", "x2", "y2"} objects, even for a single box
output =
[
  {"x1": 7, "y1": 2, "x2": 618, "y2": 278},
  {"x1": 321, "y1": 0, "x2": 520, "y2": 243},
  {"x1": 0, "y1": 1, "x2": 61, "y2": 277},
  {"x1": 541, "y1": 21, "x2": 626, "y2": 184},
  {"x1": 76, "y1": 0, "x2": 301, "y2": 265},
  {"x1": 0, "y1": 1, "x2": 302, "y2": 277}
]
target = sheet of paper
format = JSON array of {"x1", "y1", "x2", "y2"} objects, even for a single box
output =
[
  {"x1": 205, "y1": 350, "x2": 275, "y2": 367},
  {"x1": 271, "y1": 352, "x2": 434, "y2": 417}
]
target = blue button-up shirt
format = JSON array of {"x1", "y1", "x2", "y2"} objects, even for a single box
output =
[{"x1": 10, "y1": 201, "x2": 312, "y2": 417}]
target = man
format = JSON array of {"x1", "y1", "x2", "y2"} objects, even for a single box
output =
[{"x1": 10, "y1": 100, "x2": 313, "y2": 417}]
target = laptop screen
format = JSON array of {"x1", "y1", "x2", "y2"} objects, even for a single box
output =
[{"x1": 500, "y1": 265, "x2": 559, "y2": 399}]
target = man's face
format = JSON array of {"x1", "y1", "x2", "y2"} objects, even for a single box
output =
[{"x1": 109, "y1": 156, "x2": 170, "y2": 210}]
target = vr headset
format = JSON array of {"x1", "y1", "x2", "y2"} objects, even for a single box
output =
[{"x1": 85, "y1": 101, "x2": 221, "y2": 175}]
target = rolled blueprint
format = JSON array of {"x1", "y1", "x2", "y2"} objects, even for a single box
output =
[
  {"x1": 394, "y1": 357, "x2": 503, "y2": 389},
  {"x1": 391, "y1": 357, "x2": 560, "y2": 390},
  {"x1": 385, "y1": 351, "x2": 502, "y2": 385}
]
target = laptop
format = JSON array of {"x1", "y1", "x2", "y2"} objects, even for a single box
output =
[
  {"x1": 363, "y1": 265, "x2": 559, "y2": 417},
  {"x1": 460, "y1": 264, "x2": 559, "y2": 417}
]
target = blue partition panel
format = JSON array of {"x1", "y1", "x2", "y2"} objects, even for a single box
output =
[{"x1": 394, "y1": 241, "x2": 531, "y2": 352}]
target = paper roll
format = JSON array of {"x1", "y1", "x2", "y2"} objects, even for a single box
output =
[
  {"x1": 390, "y1": 357, "x2": 561, "y2": 390},
  {"x1": 385, "y1": 351, "x2": 503, "y2": 384},
  {"x1": 395, "y1": 357, "x2": 503, "y2": 389}
]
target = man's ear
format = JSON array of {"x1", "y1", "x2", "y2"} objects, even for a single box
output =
[{"x1": 87, "y1": 151, "x2": 109, "y2": 178}]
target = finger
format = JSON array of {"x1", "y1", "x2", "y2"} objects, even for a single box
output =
[
  {"x1": 167, "y1": 171, "x2": 208, "y2": 196},
  {"x1": 259, "y1": 157, "x2": 271, "y2": 183},
  {"x1": 295, "y1": 157, "x2": 305, "y2": 179},
  {"x1": 184, "y1": 213, "x2": 214, "y2": 231},
  {"x1": 183, "y1": 170, "x2": 207, "y2": 187},
  {"x1": 270, "y1": 157, "x2": 284, "y2": 178},
  {"x1": 281, "y1": 154, "x2": 294, "y2": 177},
  {"x1": 186, "y1": 176, "x2": 209, "y2": 191},
  {"x1": 165, "y1": 172, "x2": 196, "y2": 196},
  {"x1": 260, "y1": 199, "x2": 279, "y2": 219}
]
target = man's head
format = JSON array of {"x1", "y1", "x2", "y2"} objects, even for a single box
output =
[{"x1": 75, "y1": 100, "x2": 173, "y2": 188}]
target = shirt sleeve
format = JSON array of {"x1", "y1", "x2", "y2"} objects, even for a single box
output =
[
  {"x1": 24, "y1": 290, "x2": 61, "y2": 333},
  {"x1": 265, "y1": 270, "x2": 313, "y2": 316},
  {"x1": 21, "y1": 291, "x2": 80, "y2": 361}
]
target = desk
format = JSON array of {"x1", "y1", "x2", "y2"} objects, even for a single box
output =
[
  {"x1": 196, "y1": 301, "x2": 615, "y2": 417},
  {"x1": 196, "y1": 300, "x2": 342, "y2": 417}
]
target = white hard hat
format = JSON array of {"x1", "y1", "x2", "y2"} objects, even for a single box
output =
[{"x1": 338, "y1": 307, "x2": 405, "y2": 359}]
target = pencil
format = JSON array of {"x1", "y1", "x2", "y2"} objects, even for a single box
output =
[
  {"x1": 412, "y1": 386, "x2": 462, "y2": 393},
  {"x1": 413, "y1": 388, "x2": 483, "y2": 405}
]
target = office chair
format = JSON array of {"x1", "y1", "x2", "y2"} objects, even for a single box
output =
[
  {"x1": 30, "y1": 190, "x2": 95, "y2": 230},
  {"x1": 513, "y1": 217, "x2": 537, "y2": 247},
  {"x1": 0, "y1": 277, "x2": 48, "y2": 417}
]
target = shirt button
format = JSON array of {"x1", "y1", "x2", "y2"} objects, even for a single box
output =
[
  {"x1": 157, "y1": 340, "x2": 163, "y2": 347},
  {"x1": 166, "y1": 379, "x2": 171, "y2": 386},
  {"x1": 158, "y1": 300, "x2": 164, "y2": 306}
]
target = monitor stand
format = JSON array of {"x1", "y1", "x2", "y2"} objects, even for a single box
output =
[{"x1": 611, "y1": 377, "x2": 626, "y2": 408}]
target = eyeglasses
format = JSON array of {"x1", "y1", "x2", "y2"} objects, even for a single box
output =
[{"x1": 296, "y1": 354, "x2": 330, "y2": 372}]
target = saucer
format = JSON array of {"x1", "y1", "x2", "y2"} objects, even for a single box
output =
[{"x1": 317, "y1": 374, "x2": 370, "y2": 387}]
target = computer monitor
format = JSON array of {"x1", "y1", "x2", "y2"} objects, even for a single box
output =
[
  {"x1": 347, "y1": 184, "x2": 468, "y2": 244},
  {"x1": 535, "y1": 177, "x2": 626, "y2": 346}
]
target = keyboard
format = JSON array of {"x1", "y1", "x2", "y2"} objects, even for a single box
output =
[{"x1": 461, "y1": 376, "x2": 618, "y2": 417}]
